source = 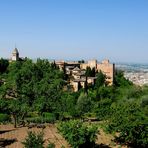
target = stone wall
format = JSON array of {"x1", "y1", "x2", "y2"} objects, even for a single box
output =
[
  {"x1": 97, "y1": 60, "x2": 115, "y2": 85},
  {"x1": 80, "y1": 59, "x2": 115, "y2": 85}
]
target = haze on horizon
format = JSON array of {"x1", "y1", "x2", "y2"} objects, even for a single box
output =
[{"x1": 0, "y1": 0, "x2": 148, "y2": 63}]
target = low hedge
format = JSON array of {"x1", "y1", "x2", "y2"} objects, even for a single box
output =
[
  {"x1": 26, "y1": 113, "x2": 56, "y2": 123},
  {"x1": 0, "y1": 113, "x2": 10, "y2": 123}
]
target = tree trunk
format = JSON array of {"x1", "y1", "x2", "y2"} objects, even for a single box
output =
[{"x1": 13, "y1": 114, "x2": 17, "y2": 128}]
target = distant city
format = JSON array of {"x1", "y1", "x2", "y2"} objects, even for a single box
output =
[{"x1": 116, "y1": 63, "x2": 148, "y2": 86}]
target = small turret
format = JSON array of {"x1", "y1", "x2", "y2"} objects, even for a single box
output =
[{"x1": 11, "y1": 48, "x2": 19, "y2": 61}]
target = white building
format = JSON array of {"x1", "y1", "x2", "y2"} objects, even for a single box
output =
[{"x1": 11, "y1": 48, "x2": 19, "y2": 61}]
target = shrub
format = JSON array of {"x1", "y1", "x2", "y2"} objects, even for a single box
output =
[
  {"x1": 108, "y1": 101, "x2": 148, "y2": 147},
  {"x1": 26, "y1": 113, "x2": 56, "y2": 123},
  {"x1": 0, "y1": 113, "x2": 10, "y2": 123},
  {"x1": 47, "y1": 142, "x2": 55, "y2": 148},
  {"x1": 76, "y1": 93, "x2": 92, "y2": 116},
  {"x1": 58, "y1": 120, "x2": 98, "y2": 148},
  {"x1": 22, "y1": 131, "x2": 44, "y2": 148},
  {"x1": 26, "y1": 117, "x2": 44, "y2": 123},
  {"x1": 42, "y1": 112, "x2": 56, "y2": 123},
  {"x1": 94, "y1": 98, "x2": 112, "y2": 121}
]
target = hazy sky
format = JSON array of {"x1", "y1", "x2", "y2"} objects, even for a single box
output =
[{"x1": 0, "y1": 0, "x2": 148, "y2": 63}]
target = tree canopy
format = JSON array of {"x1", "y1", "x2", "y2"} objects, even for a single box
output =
[{"x1": 0, "y1": 59, "x2": 147, "y2": 147}]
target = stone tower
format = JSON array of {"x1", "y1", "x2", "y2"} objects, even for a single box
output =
[{"x1": 11, "y1": 48, "x2": 19, "y2": 61}]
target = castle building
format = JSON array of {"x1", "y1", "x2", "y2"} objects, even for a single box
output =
[
  {"x1": 59, "y1": 59, "x2": 115, "y2": 92},
  {"x1": 80, "y1": 60, "x2": 97, "y2": 70},
  {"x1": 97, "y1": 59, "x2": 115, "y2": 85},
  {"x1": 11, "y1": 48, "x2": 19, "y2": 61},
  {"x1": 81, "y1": 59, "x2": 115, "y2": 85},
  {"x1": 55, "y1": 59, "x2": 115, "y2": 91}
]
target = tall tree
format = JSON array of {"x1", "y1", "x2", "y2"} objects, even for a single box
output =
[
  {"x1": 76, "y1": 93, "x2": 92, "y2": 116},
  {"x1": 85, "y1": 66, "x2": 92, "y2": 77},
  {"x1": 95, "y1": 70, "x2": 106, "y2": 88},
  {"x1": 0, "y1": 58, "x2": 9, "y2": 74}
]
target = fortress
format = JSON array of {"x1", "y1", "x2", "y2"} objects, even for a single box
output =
[
  {"x1": 56, "y1": 59, "x2": 115, "y2": 91},
  {"x1": 81, "y1": 59, "x2": 115, "y2": 85},
  {"x1": 10, "y1": 48, "x2": 115, "y2": 91}
]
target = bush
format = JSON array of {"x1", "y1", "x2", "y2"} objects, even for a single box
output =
[
  {"x1": 47, "y1": 142, "x2": 55, "y2": 148},
  {"x1": 26, "y1": 117, "x2": 44, "y2": 123},
  {"x1": 76, "y1": 93, "x2": 92, "y2": 117},
  {"x1": 22, "y1": 131, "x2": 44, "y2": 148},
  {"x1": 94, "y1": 98, "x2": 112, "y2": 121},
  {"x1": 42, "y1": 112, "x2": 56, "y2": 123},
  {"x1": 58, "y1": 120, "x2": 98, "y2": 148},
  {"x1": 0, "y1": 113, "x2": 10, "y2": 123},
  {"x1": 26, "y1": 113, "x2": 56, "y2": 123},
  {"x1": 108, "y1": 101, "x2": 148, "y2": 147}
]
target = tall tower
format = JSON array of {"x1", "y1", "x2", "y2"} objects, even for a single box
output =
[{"x1": 11, "y1": 48, "x2": 19, "y2": 61}]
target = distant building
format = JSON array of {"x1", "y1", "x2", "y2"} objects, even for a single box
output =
[
  {"x1": 81, "y1": 59, "x2": 115, "y2": 85},
  {"x1": 10, "y1": 48, "x2": 24, "y2": 62},
  {"x1": 71, "y1": 78, "x2": 86, "y2": 92},
  {"x1": 97, "y1": 59, "x2": 115, "y2": 85},
  {"x1": 56, "y1": 59, "x2": 115, "y2": 92},
  {"x1": 55, "y1": 61, "x2": 65, "y2": 71},
  {"x1": 11, "y1": 48, "x2": 19, "y2": 61},
  {"x1": 80, "y1": 59, "x2": 97, "y2": 70}
]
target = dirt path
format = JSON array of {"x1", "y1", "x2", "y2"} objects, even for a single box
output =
[
  {"x1": 0, "y1": 124, "x2": 127, "y2": 148},
  {"x1": 0, "y1": 124, "x2": 69, "y2": 148}
]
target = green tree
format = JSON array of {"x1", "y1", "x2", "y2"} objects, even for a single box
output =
[
  {"x1": 85, "y1": 67, "x2": 96, "y2": 77},
  {"x1": 108, "y1": 100, "x2": 148, "y2": 147},
  {"x1": 95, "y1": 71, "x2": 106, "y2": 88},
  {"x1": 47, "y1": 143, "x2": 55, "y2": 148},
  {"x1": 85, "y1": 66, "x2": 92, "y2": 77},
  {"x1": 76, "y1": 93, "x2": 92, "y2": 116},
  {"x1": 58, "y1": 120, "x2": 98, "y2": 148},
  {"x1": 96, "y1": 86, "x2": 116, "y2": 100},
  {"x1": 56, "y1": 92, "x2": 77, "y2": 118},
  {"x1": 8, "y1": 99, "x2": 21, "y2": 128},
  {"x1": 0, "y1": 58, "x2": 9, "y2": 73},
  {"x1": 4, "y1": 59, "x2": 64, "y2": 113},
  {"x1": 91, "y1": 67, "x2": 96, "y2": 77},
  {"x1": 0, "y1": 98, "x2": 8, "y2": 113},
  {"x1": 114, "y1": 69, "x2": 132, "y2": 87},
  {"x1": 6, "y1": 99, "x2": 28, "y2": 127},
  {"x1": 94, "y1": 98, "x2": 112, "y2": 121},
  {"x1": 22, "y1": 131, "x2": 44, "y2": 148}
]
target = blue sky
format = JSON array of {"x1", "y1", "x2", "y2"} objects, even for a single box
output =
[{"x1": 0, "y1": 0, "x2": 148, "y2": 63}]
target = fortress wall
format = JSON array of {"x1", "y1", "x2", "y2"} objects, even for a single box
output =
[{"x1": 97, "y1": 61, "x2": 114, "y2": 85}]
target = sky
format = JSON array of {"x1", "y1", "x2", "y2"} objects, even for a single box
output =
[{"x1": 0, "y1": 0, "x2": 148, "y2": 63}]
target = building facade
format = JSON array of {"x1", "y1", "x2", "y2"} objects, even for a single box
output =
[
  {"x1": 97, "y1": 59, "x2": 115, "y2": 85},
  {"x1": 11, "y1": 48, "x2": 19, "y2": 61},
  {"x1": 58, "y1": 59, "x2": 115, "y2": 91},
  {"x1": 81, "y1": 59, "x2": 115, "y2": 85}
]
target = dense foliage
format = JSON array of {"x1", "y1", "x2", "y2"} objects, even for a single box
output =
[
  {"x1": 85, "y1": 67, "x2": 96, "y2": 77},
  {"x1": 108, "y1": 100, "x2": 148, "y2": 147},
  {"x1": 0, "y1": 58, "x2": 9, "y2": 74},
  {"x1": 0, "y1": 59, "x2": 147, "y2": 147},
  {"x1": 22, "y1": 131, "x2": 44, "y2": 148},
  {"x1": 0, "y1": 113, "x2": 10, "y2": 123},
  {"x1": 22, "y1": 131, "x2": 55, "y2": 148},
  {"x1": 58, "y1": 120, "x2": 98, "y2": 148},
  {"x1": 0, "y1": 59, "x2": 65, "y2": 126}
]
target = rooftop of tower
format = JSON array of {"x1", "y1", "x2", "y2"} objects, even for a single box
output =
[{"x1": 13, "y1": 48, "x2": 19, "y2": 54}]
